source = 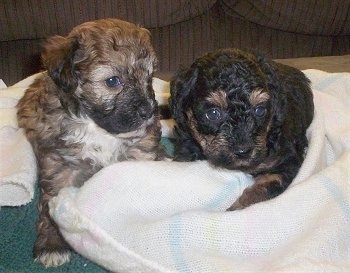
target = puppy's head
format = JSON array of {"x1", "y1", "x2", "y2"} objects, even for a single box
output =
[
  {"x1": 170, "y1": 48, "x2": 286, "y2": 171},
  {"x1": 42, "y1": 18, "x2": 158, "y2": 135}
]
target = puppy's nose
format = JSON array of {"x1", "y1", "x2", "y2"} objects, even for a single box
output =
[
  {"x1": 232, "y1": 145, "x2": 252, "y2": 157},
  {"x1": 137, "y1": 104, "x2": 154, "y2": 120}
]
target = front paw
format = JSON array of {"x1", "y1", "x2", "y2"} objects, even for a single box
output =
[
  {"x1": 35, "y1": 249, "x2": 71, "y2": 268},
  {"x1": 227, "y1": 174, "x2": 284, "y2": 211},
  {"x1": 34, "y1": 232, "x2": 71, "y2": 267},
  {"x1": 227, "y1": 183, "x2": 269, "y2": 210}
]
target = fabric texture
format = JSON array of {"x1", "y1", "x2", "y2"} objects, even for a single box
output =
[
  {"x1": 2, "y1": 1, "x2": 350, "y2": 86},
  {"x1": 48, "y1": 70, "x2": 350, "y2": 273},
  {"x1": 0, "y1": 73, "x2": 41, "y2": 207},
  {"x1": 222, "y1": 0, "x2": 350, "y2": 35}
]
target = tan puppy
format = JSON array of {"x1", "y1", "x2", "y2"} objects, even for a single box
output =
[{"x1": 17, "y1": 18, "x2": 163, "y2": 267}]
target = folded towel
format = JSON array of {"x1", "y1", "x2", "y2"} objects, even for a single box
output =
[
  {"x1": 50, "y1": 70, "x2": 350, "y2": 273},
  {"x1": 0, "y1": 126, "x2": 37, "y2": 206},
  {"x1": 0, "y1": 79, "x2": 6, "y2": 88},
  {"x1": 0, "y1": 73, "x2": 43, "y2": 207}
]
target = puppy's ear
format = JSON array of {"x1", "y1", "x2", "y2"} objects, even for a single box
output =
[
  {"x1": 41, "y1": 36, "x2": 80, "y2": 93},
  {"x1": 256, "y1": 54, "x2": 278, "y2": 84},
  {"x1": 169, "y1": 66, "x2": 198, "y2": 123},
  {"x1": 257, "y1": 55, "x2": 285, "y2": 151},
  {"x1": 170, "y1": 66, "x2": 205, "y2": 161}
]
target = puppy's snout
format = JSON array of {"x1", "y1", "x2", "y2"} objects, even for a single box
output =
[
  {"x1": 232, "y1": 145, "x2": 253, "y2": 157},
  {"x1": 137, "y1": 102, "x2": 154, "y2": 120}
]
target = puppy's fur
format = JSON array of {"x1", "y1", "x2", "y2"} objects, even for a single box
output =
[
  {"x1": 17, "y1": 18, "x2": 163, "y2": 267},
  {"x1": 170, "y1": 48, "x2": 314, "y2": 210}
]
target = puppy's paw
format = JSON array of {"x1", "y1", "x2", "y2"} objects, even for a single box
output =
[
  {"x1": 227, "y1": 184, "x2": 268, "y2": 210},
  {"x1": 35, "y1": 249, "x2": 71, "y2": 267},
  {"x1": 227, "y1": 174, "x2": 284, "y2": 211},
  {"x1": 34, "y1": 233, "x2": 71, "y2": 267}
]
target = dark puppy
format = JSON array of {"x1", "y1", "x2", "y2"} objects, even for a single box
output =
[
  {"x1": 17, "y1": 18, "x2": 163, "y2": 267},
  {"x1": 170, "y1": 48, "x2": 314, "y2": 211}
]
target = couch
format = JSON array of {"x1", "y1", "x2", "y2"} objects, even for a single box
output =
[{"x1": 1, "y1": 0, "x2": 350, "y2": 86}]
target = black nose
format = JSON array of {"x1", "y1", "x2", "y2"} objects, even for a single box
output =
[
  {"x1": 232, "y1": 145, "x2": 253, "y2": 157},
  {"x1": 137, "y1": 104, "x2": 154, "y2": 120}
]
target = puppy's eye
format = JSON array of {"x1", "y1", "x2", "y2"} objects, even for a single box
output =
[
  {"x1": 205, "y1": 108, "x2": 222, "y2": 121},
  {"x1": 254, "y1": 106, "x2": 267, "y2": 117},
  {"x1": 105, "y1": 76, "x2": 123, "y2": 88}
]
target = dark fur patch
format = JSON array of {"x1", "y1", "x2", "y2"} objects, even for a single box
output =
[{"x1": 170, "y1": 47, "x2": 314, "y2": 210}]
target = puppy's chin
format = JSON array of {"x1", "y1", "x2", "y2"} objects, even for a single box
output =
[
  {"x1": 84, "y1": 103, "x2": 155, "y2": 135},
  {"x1": 115, "y1": 116, "x2": 156, "y2": 138},
  {"x1": 93, "y1": 114, "x2": 155, "y2": 137},
  {"x1": 207, "y1": 151, "x2": 256, "y2": 171},
  {"x1": 205, "y1": 148, "x2": 278, "y2": 174}
]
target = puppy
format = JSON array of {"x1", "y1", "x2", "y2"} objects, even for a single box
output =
[
  {"x1": 170, "y1": 48, "x2": 314, "y2": 211},
  {"x1": 17, "y1": 18, "x2": 163, "y2": 267}
]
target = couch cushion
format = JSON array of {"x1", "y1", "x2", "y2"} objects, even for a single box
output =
[
  {"x1": 0, "y1": 0, "x2": 216, "y2": 42},
  {"x1": 221, "y1": 0, "x2": 350, "y2": 35}
]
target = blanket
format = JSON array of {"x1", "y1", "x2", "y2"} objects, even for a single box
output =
[
  {"x1": 1, "y1": 70, "x2": 349, "y2": 272},
  {"x1": 48, "y1": 70, "x2": 350, "y2": 273},
  {"x1": 0, "y1": 74, "x2": 41, "y2": 206}
]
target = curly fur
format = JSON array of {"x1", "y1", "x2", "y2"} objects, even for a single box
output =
[
  {"x1": 170, "y1": 48, "x2": 314, "y2": 210},
  {"x1": 17, "y1": 18, "x2": 163, "y2": 267}
]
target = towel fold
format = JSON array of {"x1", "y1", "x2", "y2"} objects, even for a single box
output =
[
  {"x1": 49, "y1": 70, "x2": 350, "y2": 273},
  {"x1": 0, "y1": 127, "x2": 37, "y2": 206},
  {"x1": 0, "y1": 73, "x2": 43, "y2": 207}
]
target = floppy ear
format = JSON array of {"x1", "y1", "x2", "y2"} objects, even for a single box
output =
[
  {"x1": 41, "y1": 36, "x2": 80, "y2": 93},
  {"x1": 169, "y1": 66, "x2": 206, "y2": 161},
  {"x1": 169, "y1": 66, "x2": 198, "y2": 125},
  {"x1": 257, "y1": 55, "x2": 286, "y2": 152}
]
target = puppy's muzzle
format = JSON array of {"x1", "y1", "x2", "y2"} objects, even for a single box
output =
[
  {"x1": 137, "y1": 100, "x2": 154, "y2": 120},
  {"x1": 231, "y1": 144, "x2": 253, "y2": 158}
]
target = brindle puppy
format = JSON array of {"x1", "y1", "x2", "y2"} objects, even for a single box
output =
[{"x1": 17, "y1": 18, "x2": 163, "y2": 267}]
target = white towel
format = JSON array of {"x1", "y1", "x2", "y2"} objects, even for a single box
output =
[
  {"x1": 49, "y1": 70, "x2": 350, "y2": 273},
  {"x1": 0, "y1": 73, "x2": 43, "y2": 207},
  {"x1": 0, "y1": 79, "x2": 7, "y2": 88}
]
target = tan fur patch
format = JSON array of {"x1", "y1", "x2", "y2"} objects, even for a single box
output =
[
  {"x1": 255, "y1": 174, "x2": 283, "y2": 185},
  {"x1": 253, "y1": 121, "x2": 270, "y2": 156},
  {"x1": 186, "y1": 110, "x2": 214, "y2": 149},
  {"x1": 228, "y1": 173, "x2": 283, "y2": 210},
  {"x1": 249, "y1": 88, "x2": 270, "y2": 106},
  {"x1": 206, "y1": 90, "x2": 228, "y2": 109}
]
